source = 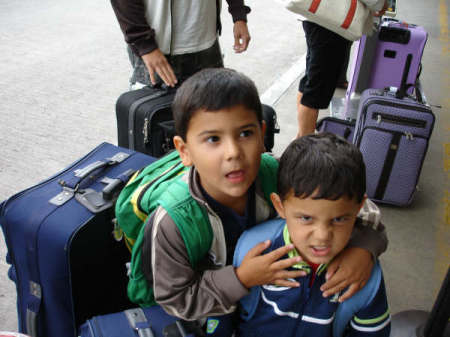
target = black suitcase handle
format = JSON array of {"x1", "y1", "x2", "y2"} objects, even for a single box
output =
[{"x1": 394, "y1": 53, "x2": 424, "y2": 104}]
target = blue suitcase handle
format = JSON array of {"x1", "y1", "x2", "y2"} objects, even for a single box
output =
[
  {"x1": 49, "y1": 152, "x2": 133, "y2": 212},
  {"x1": 66, "y1": 151, "x2": 130, "y2": 190}
]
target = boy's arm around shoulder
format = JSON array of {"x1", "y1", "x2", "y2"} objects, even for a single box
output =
[
  {"x1": 321, "y1": 199, "x2": 388, "y2": 302},
  {"x1": 348, "y1": 198, "x2": 388, "y2": 258},
  {"x1": 146, "y1": 207, "x2": 249, "y2": 320}
]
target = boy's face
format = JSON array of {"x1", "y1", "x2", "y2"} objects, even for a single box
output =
[
  {"x1": 271, "y1": 191, "x2": 365, "y2": 265},
  {"x1": 174, "y1": 105, "x2": 266, "y2": 213}
]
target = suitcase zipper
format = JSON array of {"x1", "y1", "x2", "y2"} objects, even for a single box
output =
[
  {"x1": 364, "y1": 99, "x2": 432, "y2": 115},
  {"x1": 373, "y1": 112, "x2": 427, "y2": 128},
  {"x1": 356, "y1": 126, "x2": 428, "y2": 147},
  {"x1": 142, "y1": 100, "x2": 173, "y2": 145},
  {"x1": 129, "y1": 91, "x2": 170, "y2": 150},
  {"x1": 357, "y1": 99, "x2": 434, "y2": 141}
]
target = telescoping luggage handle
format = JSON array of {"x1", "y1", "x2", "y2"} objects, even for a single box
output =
[{"x1": 49, "y1": 152, "x2": 135, "y2": 213}]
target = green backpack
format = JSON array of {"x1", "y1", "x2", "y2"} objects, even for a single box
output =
[{"x1": 115, "y1": 150, "x2": 278, "y2": 307}]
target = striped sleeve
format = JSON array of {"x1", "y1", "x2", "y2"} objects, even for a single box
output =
[{"x1": 346, "y1": 275, "x2": 391, "y2": 336}]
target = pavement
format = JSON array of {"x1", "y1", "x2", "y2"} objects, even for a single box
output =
[{"x1": 0, "y1": 0, "x2": 449, "y2": 332}]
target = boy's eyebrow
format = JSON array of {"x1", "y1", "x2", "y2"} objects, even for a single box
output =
[
  {"x1": 291, "y1": 210, "x2": 354, "y2": 218},
  {"x1": 196, "y1": 123, "x2": 259, "y2": 137},
  {"x1": 238, "y1": 123, "x2": 259, "y2": 129}
]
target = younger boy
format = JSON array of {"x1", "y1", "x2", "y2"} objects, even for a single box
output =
[
  {"x1": 236, "y1": 133, "x2": 390, "y2": 337},
  {"x1": 137, "y1": 69, "x2": 387, "y2": 324}
]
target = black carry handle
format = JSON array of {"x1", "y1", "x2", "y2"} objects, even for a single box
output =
[
  {"x1": 395, "y1": 53, "x2": 413, "y2": 100},
  {"x1": 102, "y1": 168, "x2": 136, "y2": 201},
  {"x1": 394, "y1": 52, "x2": 425, "y2": 104}
]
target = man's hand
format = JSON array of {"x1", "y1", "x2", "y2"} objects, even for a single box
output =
[
  {"x1": 320, "y1": 247, "x2": 374, "y2": 302},
  {"x1": 233, "y1": 21, "x2": 251, "y2": 53},
  {"x1": 236, "y1": 241, "x2": 307, "y2": 289},
  {"x1": 141, "y1": 49, "x2": 177, "y2": 87}
]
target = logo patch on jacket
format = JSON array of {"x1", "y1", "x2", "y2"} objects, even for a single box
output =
[{"x1": 206, "y1": 319, "x2": 219, "y2": 334}]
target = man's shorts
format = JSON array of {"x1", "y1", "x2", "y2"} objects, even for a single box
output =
[
  {"x1": 127, "y1": 39, "x2": 224, "y2": 87},
  {"x1": 298, "y1": 21, "x2": 352, "y2": 110}
]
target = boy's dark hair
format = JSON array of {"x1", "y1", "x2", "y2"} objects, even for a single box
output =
[
  {"x1": 277, "y1": 132, "x2": 366, "y2": 203},
  {"x1": 172, "y1": 68, "x2": 263, "y2": 140}
]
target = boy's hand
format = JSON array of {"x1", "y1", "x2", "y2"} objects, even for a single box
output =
[
  {"x1": 235, "y1": 241, "x2": 307, "y2": 289},
  {"x1": 320, "y1": 247, "x2": 373, "y2": 302}
]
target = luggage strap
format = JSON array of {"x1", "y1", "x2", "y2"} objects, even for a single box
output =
[
  {"x1": 125, "y1": 308, "x2": 155, "y2": 337},
  {"x1": 163, "y1": 320, "x2": 206, "y2": 337},
  {"x1": 374, "y1": 133, "x2": 402, "y2": 200}
]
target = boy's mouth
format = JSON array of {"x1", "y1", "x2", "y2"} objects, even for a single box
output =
[
  {"x1": 310, "y1": 245, "x2": 331, "y2": 257},
  {"x1": 225, "y1": 170, "x2": 245, "y2": 183}
]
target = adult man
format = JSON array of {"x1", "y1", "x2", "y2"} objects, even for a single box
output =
[{"x1": 111, "y1": 0, "x2": 251, "y2": 88}]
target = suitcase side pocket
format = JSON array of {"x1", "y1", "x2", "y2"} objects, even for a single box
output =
[
  {"x1": 316, "y1": 117, "x2": 356, "y2": 143},
  {"x1": 358, "y1": 126, "x2": 428, "y2": 205}
]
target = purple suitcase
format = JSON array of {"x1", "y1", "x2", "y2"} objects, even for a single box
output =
[
  {"x1": 346, "y1": 19, "x2": 427, "y2": 98},
  {"x1": 354, "y1": 56, "x2": 435, "y2": 206},
  {"x1": 367, "y1": 20, "x2": 427, "y2": 94},
  {"x1": 316, "y1": 116, "x2": 355, "y2": 143}
]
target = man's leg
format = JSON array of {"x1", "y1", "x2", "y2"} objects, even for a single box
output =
[
  {"x1": 296, "y1": 22, "x2": 351, "y2": 138},
  {"x1": 297, "y1": 91, "x2": 318, "y2": 137}
]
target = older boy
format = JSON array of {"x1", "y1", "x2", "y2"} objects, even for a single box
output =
[
  {"x1": 235, "y1": 133, "x2": 390, "y2": 337},
  {"x1": 139, "y1": 69, "x2": 387, "y2": 322}
]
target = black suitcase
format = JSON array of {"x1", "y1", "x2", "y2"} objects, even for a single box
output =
[
  {"x1": 116, "y1": 86, "x2": 280, "y2": 157},
  {"x1": 261, "y1": 104, "x2": 280, "y2": 153}
]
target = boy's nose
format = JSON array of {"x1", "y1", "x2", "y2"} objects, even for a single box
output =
[
  {"x1": 314, "y1": 223, "x2": 332, "y2": 241},
  {"x1": 224, "y1": 139, "x2": 242, "y2": 160}
]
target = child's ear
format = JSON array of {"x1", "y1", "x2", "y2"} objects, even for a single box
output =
[
  {"x1": 270, "y1": 192, "x2": 286, "y2": 219},
  {"x1": 260, "y1": 120, "x2": 267, "y2": 152},
  {"x1": 173, "y1": 135, "x2": 193, "y2": 167}
]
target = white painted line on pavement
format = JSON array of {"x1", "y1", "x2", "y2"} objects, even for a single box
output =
[{"x1": 260, "y1": 53, "x2": 307, "y2": 107}]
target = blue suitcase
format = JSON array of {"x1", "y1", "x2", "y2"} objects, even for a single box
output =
[
  {"x1": 0, "y1": 142, "x2": 156, "y2": 337},
  {"x1": 79, "y1": 306, "x2": 200, "y2": 337}
]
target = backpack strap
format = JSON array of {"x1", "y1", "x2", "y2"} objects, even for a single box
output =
[
  {"x1": 332, "y1": 261, "x2": 383, "y2": 337},
  {"x1": 115, "y1": 150, "x2": 185, "y2": 248},
  {"x1": 233, "y1": 217, "x2": 286, "y2": 321},
  {"x1": 258, "y1": 153, "x2": 279, "y2": 204}
]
